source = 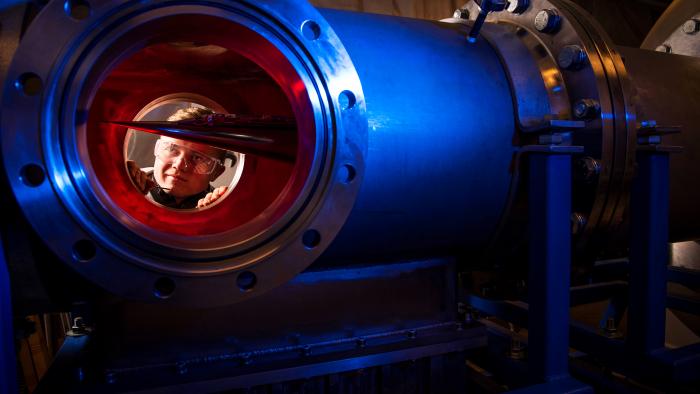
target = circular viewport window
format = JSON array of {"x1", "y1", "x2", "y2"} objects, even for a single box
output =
[{"x1": 123, "y1": 94, "x2": 245, "y2": 211}]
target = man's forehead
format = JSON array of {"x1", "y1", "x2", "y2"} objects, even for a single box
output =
[{"x1": 160, "y1": 137, "x2": 221, "y2": 156}]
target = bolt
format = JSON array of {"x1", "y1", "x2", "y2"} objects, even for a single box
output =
[
  {"x1": 640, "y1": 119, "x2": 657, "y2": 128},
  {"x1": 638, "y1": 135, "x2": 662, "y2": 145},
  {"x1": 571, "y1": 213, "x2": 587, "y2": 236},
  {"x1": 105, "y1": 372, "x2": 116, "y2": 385},
  {"x1": 507, "y1": 0, "x2": 530, "y2": 14},
  {"x1": 655, "y1": 44, "x2": 672, "y2": 53},
  {"x1": 68, "y1": 316, "x2": 89, "y2": 336},
  {"x1": 356, "y1": 337, "x2": 367, "y2": 348},
  {"x1": 558, "y1": 45, "x2": 587, "y2": 70},
  {"x1": 72, "y1": 316, "x2": 85, "y2": 330},
  {"x1": 464, "y1": 306, "x2": 474, "y2": 324},
  {"x1": 406, "y1": 330, "x2": 417, "y2": 339},
  {"x1": 301, "y1": 345, "x2": 311, "y2": 356},
  {"x1": 453, "y1": 8, "x2": 470, "y2": 19},
  {"x1": 509, "y1": 337, "x2": 525, "y2": 360},
  {"x1": 603, "y1": 317, "x2": 618, "y2": 337},
  {"x1": 176, "y1": 362, "x2": 188, "y2": 375},
  {"x1": 534, "y1": 9, "x2": 561, "y2": 34},
  {"x1": 573, "y1": 99, "x2": 601, "y2": 119},
  {"x1": 577, "y1": 157, "x2": 601, "y2": 183},
  {"x1": 241, "y1": 354, "x2": 252, "y2": 365},
  {"x1": 682, "y1": 19, "x2": 700, "y2": 35}
]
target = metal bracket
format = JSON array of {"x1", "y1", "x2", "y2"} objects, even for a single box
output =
[{"x1": 637, "y1": 121, "x2": 683, "y2": 152}]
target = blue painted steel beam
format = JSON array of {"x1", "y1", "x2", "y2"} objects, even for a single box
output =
[
  {"x1": 628, "y1": 152, "x2": 670, "y2": 355},
  {"x1": 1, "y1": 234, "x2": 18, "y2": 394},
  {"x1": 527, "y1": 153, "x2": 573, "y2": 383},
  {"x1": 464, "y1": 295, "x2": 699, "y2": 384}
]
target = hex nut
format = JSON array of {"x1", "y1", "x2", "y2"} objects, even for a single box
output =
[
  {"x1": 682, "y1": 19, "x2": 700, "y2": 35},
  {"x1": 558, "y1": 45, "x2": 587, "y2": 70},
  {"x1": 655, "y1": 44, "x2": 672, "y2": 53},
  {"x1": 453, "y1": 8, "x2": 469, "y2": 19},
  {"x1": 573, "y1": 99, "x2": 601, "y2": 119}
]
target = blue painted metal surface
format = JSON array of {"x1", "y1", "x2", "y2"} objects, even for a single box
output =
[
  {"x1": 318, "y1": 9, "x2": 516, "y2": 263},
  {"x1": 527, "y1": 153, "x2": 573, "y2": 383},
  {"x1": 628, "y1": 152, "x2": 670, "y2": 355},
  {"x1": 0, "y1": 234, "x2": 18, "y2": 394}
]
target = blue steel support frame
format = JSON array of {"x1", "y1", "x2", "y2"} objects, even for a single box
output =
[
  {"x1": 1, "y1": 233, "x2": 18, "y2": 394},
  {"x1": 627, "y1": 151, "x2": 670, "y2": 354},
  {"x1": 527, "y1": 152, "x2": 573, "y2": 383}
]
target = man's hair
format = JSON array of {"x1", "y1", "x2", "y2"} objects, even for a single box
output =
[
  {"x1": 164, "y1": 106, "x2": 227, "y2": 161},
  {"x1": 167, "y1": 106, "x2": 214, "y2": 122}
]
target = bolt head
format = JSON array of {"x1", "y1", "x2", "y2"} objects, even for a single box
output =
[
  {"x1": 682, "y1": 19, "x2": 700, "y2": 35},
  {"x1": 453, "y1": 8, "x2": 469, "y2": 19},
  {"x1": 577, "y1": 157, "x2": 601, "y2": 183},
  {"x1": 573, "y1": 99, "x2": 600, "y2": 119},
  {"x1": 571, "y1": 213, "x2": 587, "y2": 235},
  {"x1": 655, "y1": 44, "x2": 672, "y2": 53},
  {"x1": 534, "y1": 9, "x2": 561, "y2": 33},
  {"x1": 558, "y1": 45, "x2": 586, "y2": 70},
  {"x1": 507, "y1": 0, "x2": 530, "y2": 14}
]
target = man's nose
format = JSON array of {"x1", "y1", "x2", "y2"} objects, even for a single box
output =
[{"x1": 170, "y1": 153, "x2": 191, "y2": 171}]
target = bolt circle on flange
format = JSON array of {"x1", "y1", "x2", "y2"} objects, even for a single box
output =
[
  {"x1": 456, "y1": 0, "x2": 638, "y2": 260},
  {"x1": 1, "y1": 0, "x2": 368, "y2": 307}
]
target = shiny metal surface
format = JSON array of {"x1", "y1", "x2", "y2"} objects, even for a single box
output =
[
  {"x1": 642, "y1": 0, "x2": 700, "y2": 56},
  {"x1": 109, "y1": 115, "x2": 297, "y2": 162},
  {"x1": 1, "y1": 0, "x2": 367, "y2": 306},
  {"x1": 318, "y1": 8, "x2": 515, "y2": 263},
  {"x1": 617, "y1": 46, "x2": 700, "y2": 241},
  {"x1": 2, "y1": 0, "x2": 700, "y2": 305},
  {"x1": 457, "y1": 0, "x2": 638, "y2": 256}
]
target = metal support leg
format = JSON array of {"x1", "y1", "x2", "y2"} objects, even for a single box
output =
[
  {"x1": 628, "y1": 151, "x2": 670, "y2": 354},
  {"x1": 528, "y1": 153, "x2": 572, "y2": 382},
  {"x1": 1, "y1": 233, "x2": 18, "y2": 394}
]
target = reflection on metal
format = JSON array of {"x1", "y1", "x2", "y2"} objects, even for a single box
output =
[
  {"x1": 109, "y1": 113, "x2": 297, "y2": 162},
  {"x1": 642, "y1": 0, "x2": 700, "y2": 56},
  {"x1": 1, "y1": 0, "x2": 700, "y2": 392}
]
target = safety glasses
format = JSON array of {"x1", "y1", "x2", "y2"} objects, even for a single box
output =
[{"x1": 154, "y1": 139, "x2": 222, "y2": 175}]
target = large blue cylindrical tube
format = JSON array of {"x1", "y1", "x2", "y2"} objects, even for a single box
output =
[{"x1": 318, "y1": 9, "x2": 516, "y2": 262}]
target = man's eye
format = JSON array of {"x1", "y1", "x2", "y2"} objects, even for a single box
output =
[
  {"x1": 192, "y1": 154, "x2": 208, "y2": 164},
  {"x1": 166, "y1": 145, "x2": 179, "y2": 154}
]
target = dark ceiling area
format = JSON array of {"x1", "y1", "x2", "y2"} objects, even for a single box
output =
[{"x1": 570, "y1": 0, "x2": 675, "y2": 46}]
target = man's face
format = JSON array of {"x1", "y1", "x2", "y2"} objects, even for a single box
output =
[{"x1": 153, "y1": 137, "x2": 222, "y2": 198}]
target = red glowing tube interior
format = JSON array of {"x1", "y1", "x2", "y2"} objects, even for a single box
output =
[{"x1": 86, "y1": 16, "x2": 315, "y2": 237}]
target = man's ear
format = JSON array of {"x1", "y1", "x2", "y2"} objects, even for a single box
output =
[{"x1": 210, "y1": 163, "x2": 225, "y2": 181}]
